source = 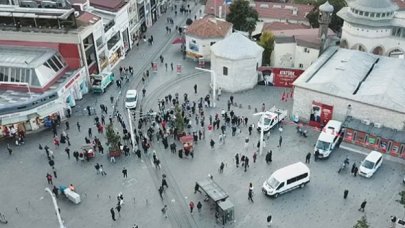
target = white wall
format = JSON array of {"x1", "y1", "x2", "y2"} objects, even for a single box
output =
[
  {"x1": 186, "y1": 32, "x2": 231, "y2": 60},
  {"x1": 294, "y1": 45, "x2": 319, "y2": 69},
  {"x1": 292, "y1": 86, "x2": 405, "y2": 130},
  {"x1": 271, "y1": 42, "x2": 296, "y2": 67},
  {"x1": 341, "y1": 22, "x2": 405, "y2": 54}
]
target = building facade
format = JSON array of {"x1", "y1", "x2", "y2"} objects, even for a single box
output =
[{"x1": 337, "y1": 0, "x2": 405, "y2": 58}]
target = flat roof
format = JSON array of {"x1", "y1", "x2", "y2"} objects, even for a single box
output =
[
  {"x1": 294, "y1": 47, "x2": 405, "y2": 114},
  {"x1": 0, "y1": 5, "x2": 74, "y2": 19},
  {"x1": 0, "y1": 46, "x2": 56, "y2": 68}
]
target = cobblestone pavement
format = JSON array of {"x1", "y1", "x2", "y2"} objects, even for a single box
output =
[{"x1": 1, "y1": 3, "x2": 405, "y2": 228}]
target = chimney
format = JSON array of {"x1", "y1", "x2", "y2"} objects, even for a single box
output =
[{"x1": 292, "y1": 7, "x2": 298, "y2": 16}]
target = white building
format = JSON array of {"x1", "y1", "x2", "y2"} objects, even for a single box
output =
[
  {"x1": 293, "y1": 47, "x2": 405, "y2": 130},
  {"x1": 337, "y1": 0, "x2": 405, "y2": 58},
  {"x1": 185, "y1": 16, "x2": 232, "y2": 60},
  {"x1": 270, "y1": 28, "x2": 336, "y2": 69},
  {"x1": 210, "y1": 33, "x2": 263, "y2": 92}
]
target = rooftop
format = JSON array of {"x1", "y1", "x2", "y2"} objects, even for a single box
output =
[
  {"x1": 349, "y1": 0, "x2": 398, "y2": 13},
  {"x1": 89, "y1": 0, "x2": 126, "y2": 12},
  {"x1": 211, "y1": 32, "x2": 263, "y2": 59},
  {"x1": 272, "y1": 28, "x2": 335, "y2": 49},
  {"x1": 393, "y1": 0, "x2": 405, "y2": 10},
  {"x1": 186, "y1": 16, "x2": 232, "y2": 39},
  {"x1": 76, "y1": 11, "x2": 101, "y2": 26},
  {"x1": 254, "y1": 1, "x2": 313, "y2": 21},
  {"x1": 262, "y1": 22, "x2": 310, "y2": 32},
  {"x1": 0, "y1": 46, "x2": 56, "y2": 68},
  {"x1": 294, "y1": 47, "x2": 405, "y2": 114}
]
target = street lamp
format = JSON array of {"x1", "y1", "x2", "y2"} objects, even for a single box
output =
[
  {"x1": 253, "y1": 112, "x2": 267, "y2": 156},
  {"x1": 127, "y1": 108, "x2": 136, "y2": 152},
  {"x1": 195, "y1": 67, "x2": 216, "y2": 108},
  {"x1": 44, "y1": 187, "x2": 65, "y2": 228}
]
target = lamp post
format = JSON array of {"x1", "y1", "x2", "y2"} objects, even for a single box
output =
[
  {"x1": 195, "y1": 67, "x2": 216, "y2": 108},
  {"x1": 127, "y1": 108, "x2": 136, "y2": 152},
  {"x1": 44, "y1": 187, "x2": 65, "y2": 228},
  {"x1": 253, "y1": 112, "x2": 267, "y2": 156}
]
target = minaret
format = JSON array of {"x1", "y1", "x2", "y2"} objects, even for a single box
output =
[{"x1": 318, "y1": 1, "x2": 334, "y2": 55}]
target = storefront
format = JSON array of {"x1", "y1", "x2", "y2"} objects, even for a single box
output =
[{"x1": 342, "y1": 117, "x2": 405, "y2": 159}]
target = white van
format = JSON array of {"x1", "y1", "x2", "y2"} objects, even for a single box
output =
[
  {"x1": 314, "y1": 120, "x2": 343, "y2": 158},
  {"x1": 125, "y1": 90, "x2": 138, "y2": 109},
  {"x1": 359, "y1": 151, "x2": 383, "y2": 178},
  {"x1": 262, "y1": 162, "x2": 310, "y2": 198}
]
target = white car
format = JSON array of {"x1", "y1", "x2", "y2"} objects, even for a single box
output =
[
  {"x1": 125, "y1": 90, "x2": 138, "y2": 109},
  {"x1": 359, "y1": 151, "x2": 383, "y2": 178}
]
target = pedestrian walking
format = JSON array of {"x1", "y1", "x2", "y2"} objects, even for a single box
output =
[
  {"x1": 171, "y1": 62, "x2": 174, "y2": 71},
  {"x1": 278, "y1": 135, "x2": 282, "y2": 147},
  {"x1": 46, "y1": 173, "x2": 53, "y2": 184},
  {"x1": 158, "y1": 186, "x2": 164, "y2": 200},
  {"x1": 353, "y1": 166, "x2": 358, "y2": 177},
  {"x1": 314, "y1": 150, "x2": 320, "y2": 161},
  {"x1": 358, "y1": 200, "x2": 367, "y2": 212},
  {"x1": 161, "y1": 205, "x2": 168, "y2": 218},
  {"x1": 122, "y1": 167, "x2": 127, "y2": 178},
  {"x1": 162, "y1": 176, "x2": 169, "y2": 189},
  {"x1": 219, "y1": 162, "x2": 225, "y2": 173},
  {"x1": 235, "y1": 153, "x2": 239, "y2": 168},
  {"x1": 253, "y1": 152, "x2": 257, "y2": 163},
  {"x1": 7, "y1": 144, "x2": 12, "y2": 155},
  {"x1": 116, "y1": 204, "x2": 121, "y2": 217},
  {"x1": 244, "y1": 157, "x2": 249, "y2": 172},
  {"x1": 210, "y1": 139, "x2": 215, "y2": 149},
  {"x1": 52, "y1": 167, "x2": 57, "y2": 179},
  {"x1": 267, "y1": 215, "x2": 272, "y2": 227},
  {"x1": 189, "y1": 201, "x2": 195, "y2": 213},
  {"x1": 110, "y1": 208, "x2": 116, "y2": 221},
  {"x1": 100, "y1": 165, "x2": 107, "y2": 176},
  {"x1": 77, "y1": 122, "x2": 80, "y2": 132},
  {"x1": 305, "y1": 152, "x2": 311, "y2": 164},
  {"x1": 344, "y1": 189, "x2": 349, "y2": 199},
  {"x1": 265, "y1": 150, "x2": 272, "y2": 164},
  {"x1": 197, "y1": 201, "x2": 202, "y2": 212},
  {"x1": 194, "y1": 84, "x2": 197, "y2": 94},
  {"x1": 88, "y1": 128, "x2": 92, "y2": 138},
  {"x1": 73, "y1": 150, "x2": 79, "y2": 162},
  {"x1": 65, "y1": 147, "x2": 70, "y2": 159},
  {"x1": 248, "y1": 183, "x2": 254, "y2": 203},
  {"x1": 65, "y1": 121, "x2": 70, "y2": 130},
  {"x1": 142, "y1": 88, "x2": 146, "y2": 97},
  {"x1": 95, "y1": 163, "x2": 100, "y2": 174}
]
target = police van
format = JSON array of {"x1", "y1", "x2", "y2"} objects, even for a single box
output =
[
  {"x1": 262, "y1": 162, "x2": 310, "y2": 198},
  {"x1": 314, "y1": 120, "x2": 343, "y2": 158}
]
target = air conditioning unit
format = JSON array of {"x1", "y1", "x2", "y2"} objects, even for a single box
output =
[
  {"x1": 374, "y1": 123, "x2": 383, "y2": 128},
  {"x1": 361, "y1": 119, "x2": 371, "y2": 125}
]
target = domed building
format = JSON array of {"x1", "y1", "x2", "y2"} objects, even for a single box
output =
[{"x1": 337, "y1": 0, "x2": 405, "y2": 58}]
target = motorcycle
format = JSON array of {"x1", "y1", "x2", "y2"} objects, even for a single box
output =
[
  {"x1": 338, "y1": 157, "x2": 350, "y2": 173},
  {"x1": 296, "y1": 125, "x2": 308, "y2": 138}
]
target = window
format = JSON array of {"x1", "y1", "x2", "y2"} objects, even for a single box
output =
[
  {"x1": 223, "y1": 66, "x2": 228, "y2": 76},
  {"x1": 297, "y1": 173, "x2": 308, "y2": 181},
  {"x1": 287, "y1": 177, "x2": 296, "y2": 185},
  {"x1": 364, "y1": 12, "x2": 369, "y2": 17},
  {"x1": 51, "y1": 56, "x2": 63, "y2": 69},
  {"x1": 400, "y1": 145, "x2": 405, "y2": 155},
  {"x1": 376, "y1": 13, "x2": 380, "y2": 18},
  {"x1": 299, "y1": 63, "x2": 303, "y2": 68},
  {"x1": 47, "y1": 59, "x2": 59, "y2": 72},
  {"x1": 276, "y1": 182, "x2": 284, "y2": 190},
  {"x1": 359, "y1": 11, "x2": 363, "y2": 16},
  {"x1": 210, "y1": 42, "x2": 216, "y2": 46},
  {"x1": 304, "y1": 47, "x2": 310, "y2": 53},
  {"x1": 370, "y1": 13, "x2": 375, "y2": 17}
]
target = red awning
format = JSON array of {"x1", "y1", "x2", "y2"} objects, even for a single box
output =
[{"x1": 172, "y1": 37, "x2": 185, "y2": 44}]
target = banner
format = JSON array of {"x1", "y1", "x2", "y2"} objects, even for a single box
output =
[
  {"x1": 309, "y1": 101, "x2": 333, "y2": 128},
  {"x1": 271, "y1": 68, "x2": 304, "y2": 87}
]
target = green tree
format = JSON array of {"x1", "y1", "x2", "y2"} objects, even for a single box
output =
[
  {"x1": 106, "y1": 123, "x2": 121, "y2": 151},
  {"x1": 226, "y1": 0, "x2": 258, "y2": 32},
  {"x1": 306, "y1": 0, "x2": 347, "y2": 32},
  {"x1": 353, "y1": 216, "x2": 369, "y2": 228},
  {"x1": 257, "y1": 31, "x2": 275, "y2": 65},
  {"x1": 245, "y1": 17, "x2": 257, "y2": 38},
  {"x1": 174, "y1": 104, "x2": 185, "y2": 133}
]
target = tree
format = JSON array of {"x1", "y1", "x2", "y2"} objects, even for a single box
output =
[
  {"x1": 186, "y1": 18, "x2": 193, "y2": 26},
  {"x1": 106, "y1": 123, "x2": 121, "y2": 151},
  {"x1": 226, "y1": 0, "x2": 258, "y2": 32},
  {"x1": 174, "y1": 104, "x2": 185, "y2": 134},
  {"x1": 245, "y1": 17, "x2": 256, "y2": 38},
  {"x1": 257, "y1": 31, "x2": 275, "y2": 65},
  {"x1": 306, "y1": 0, "x2": 347, "y2": 33},
  {"x1": 353, "y1": 215, "x2": 369, "y2": 228}
]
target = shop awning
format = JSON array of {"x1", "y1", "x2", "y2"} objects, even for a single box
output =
[
  {"x1": 172, "y1": 37, "x2": 185, "y2": 44},
  {"x1": 36, "y1": 104, "x2": 64, "y2": 118},
  {"x1": 0, "y1": 115, "x2": 29, "y2": 125}
]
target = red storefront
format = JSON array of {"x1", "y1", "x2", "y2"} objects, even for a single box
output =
[{"x1": 342, "y1": 117, "x2": 405, "y2": 159}]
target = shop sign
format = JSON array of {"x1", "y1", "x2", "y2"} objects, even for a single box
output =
[
  {"x1": 271, "y1": 68, "x2": 304, "y2": 87},
  {"x1": 309, "y1": 101, "x2": 334, "y2": 128},
  {"x1": 64, "y1": 71, "x2": 82, "y2": 90}
]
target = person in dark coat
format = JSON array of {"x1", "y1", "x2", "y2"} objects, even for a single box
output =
[
  {"x1": 244, "y1": 157, "x2": 249, "y2": 172},
  {"x1": 359, "y1": 200, "x2": 367, "y2": 212},
  {"x1": 110, "y1": 208, "x2": 116, "y2": 221},
  {"x1": 265, "y1": 150, "x2": 272, "y2": 164},
  {"x1": 170, "y1": 143, "x2": 176, "y2": 153},
  {"x1": 178, "y1": 149, "x2": 183, "y2": 158},
  {"x1": 235, "y1": 153, "x2": 239, "y2": 168}
]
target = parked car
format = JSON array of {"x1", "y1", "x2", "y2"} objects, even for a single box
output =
[{"x1": 359, "y1": 151, "x2": 383, "y2": 178}]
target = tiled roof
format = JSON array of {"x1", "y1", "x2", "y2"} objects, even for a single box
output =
[
  {"x1": 186, "y1": 16, "x2": 232, "y2": 38},
  {"x1": 89, "y1": 0, "x2": 126, "y2": 12},
  {"x1": 393, "y1": 0, "x2": 405, "y2": 10},
  {"x1": 262, "y1": 22, "x2": 310, "y2": 32},
  {"x1": 255, "y1": 2, "x2": 314, "y2": 21},
  {"x1": 273, "y1": 28, "x2": 336, "y2": 49},
  {"x1": 76, "y1": 12, "x2": 101, "y2": 26}
]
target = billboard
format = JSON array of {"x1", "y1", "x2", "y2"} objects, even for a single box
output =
[{"x1": 271, "y1": 68, "x2": 304, "y2": 87}]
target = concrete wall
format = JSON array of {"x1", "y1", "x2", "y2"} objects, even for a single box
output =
[
  {"x1": 294, "y1": 45, "x2": 319, "y2": 69},
  {"x1": 271, "y1": 42, "x2": 296, "y2": 67},
  {"x1": 292, "y1": 86, "x2": 405, "y2": 130}
]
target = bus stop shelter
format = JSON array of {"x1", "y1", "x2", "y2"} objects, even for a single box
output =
[{"x1": 196, "y1": 178, "x2": 234, "y2": 225}]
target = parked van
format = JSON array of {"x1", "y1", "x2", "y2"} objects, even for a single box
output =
[
  {"x1": 125, "y1": 90, "x2": 138, "y2": 109},
  {"x1": 359, "y1": 151, "x2": 383, "y2": 178},
  {"x1": 314, "y1": 120, "x2": 343, "y2": 158},
  {"x1": 262, "y1": 162, "x2": 310, "y2": 198}
]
